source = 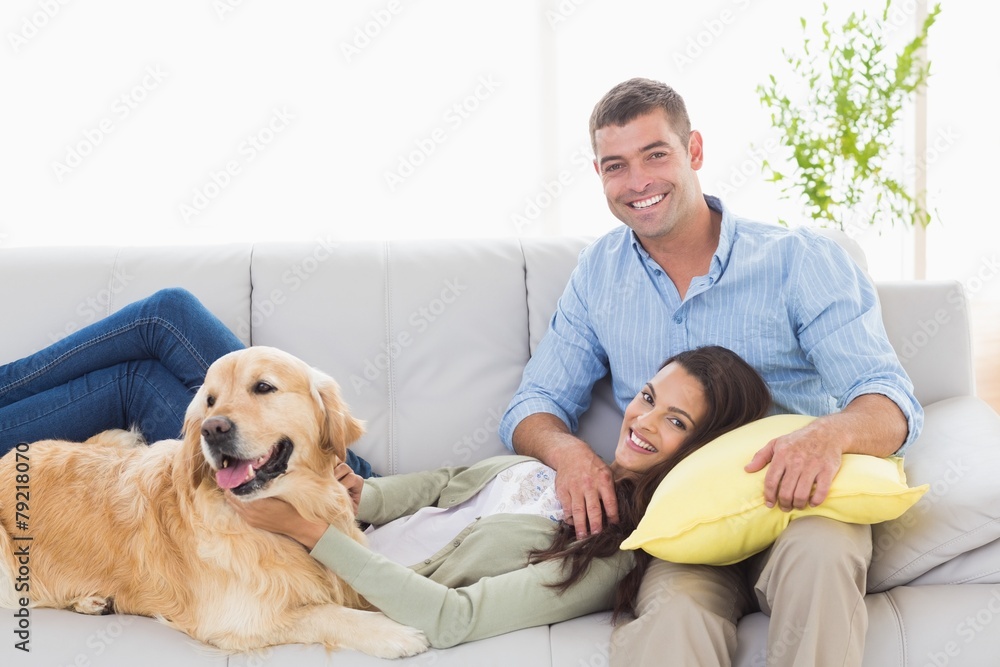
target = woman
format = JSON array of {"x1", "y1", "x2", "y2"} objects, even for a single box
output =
[
  {"x1": 231, "y1": 345, "x2": 772, "y2": 648},
  {"x1": 0, "y1": 288, "x2": 374, "y2": 477}
]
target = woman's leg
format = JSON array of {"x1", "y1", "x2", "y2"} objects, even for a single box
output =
[
  {"x1": 0, "y1": 287, "x2": 243, "y2": 406},
  {"x1": 0, "y1": 287, "x2": 377, "y2": 477},
  {"x1": 1, "y1": 359, "x2": 193, "y2": 448},
  {"x1": 0, "y1": 288, "x2": 241, "y2": 453},
  {"x1": 0, "y1": 358, "x2": 378, "y2": 479}
]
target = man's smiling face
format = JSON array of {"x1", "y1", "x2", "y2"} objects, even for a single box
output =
[{"x1": 593, "y1": 110, "x2": 706, "y2": 244}]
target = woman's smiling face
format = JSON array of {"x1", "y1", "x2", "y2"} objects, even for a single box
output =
[{"x1": 612, "y1": 362, "x2": 707, "y2": 477}]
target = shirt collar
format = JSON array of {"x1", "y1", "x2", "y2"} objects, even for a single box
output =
[
  {"x1": 706, "y1": 194, "x2": 735, "y2": 279},
  {"x1": 628, "y1": 194, "x2": 736, "y2": 280}
]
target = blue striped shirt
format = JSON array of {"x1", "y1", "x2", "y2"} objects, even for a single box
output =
[{"x1": 500, "y1": 196, "x2": 923, "y2": 454}]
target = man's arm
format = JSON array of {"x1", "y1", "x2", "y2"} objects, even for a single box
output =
[
  {"x1": 501, "y1": 252, "x2": 618, "y2": 537},
  {"x1": 746, "y1": 388, "x2": 908, "y2": 512},
  {"x1": 744, "y1": 231, "x2": 920, "y2": 512},
  {"x1": 792, "y1": 232, "x2": 924, "y2": 452},
  {"x1": 512, "y1": 413, "x2": 618, "y2": 539}
]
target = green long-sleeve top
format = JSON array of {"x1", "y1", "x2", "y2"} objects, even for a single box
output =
[{"x1": 309, "y1": 455, "x2": 634, "y2": 648}]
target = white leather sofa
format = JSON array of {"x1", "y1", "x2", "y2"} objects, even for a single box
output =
[{"x1": 2, "y1": 236, "x2": 999, "y2": 667}]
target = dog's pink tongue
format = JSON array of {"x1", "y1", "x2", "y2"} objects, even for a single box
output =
[{"x1": 216, "y1": 460, "x2": 252, "y2": 490}]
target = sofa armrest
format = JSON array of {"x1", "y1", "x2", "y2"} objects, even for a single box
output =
[{"x1": 869, "y1": 396, "x2": 1000, "y2": 592}]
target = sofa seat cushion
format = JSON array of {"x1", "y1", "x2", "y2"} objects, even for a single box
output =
[
  {"x1": 869, "y1": 396, "x2": 1000, "y2": 592},
  {"x1": 548, "y1": 612, "x2": 615, "y2": 667},
  {"x1": 1, "y1": 609, "x2": 226, "y2": 666},
  {"x1": 240, "y1": 625, "x2": 553, "y2": 667}
]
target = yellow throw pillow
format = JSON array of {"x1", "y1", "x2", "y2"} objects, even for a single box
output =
[{"x1": 620, "y1": 414, "x2": 929, "y2": 566}]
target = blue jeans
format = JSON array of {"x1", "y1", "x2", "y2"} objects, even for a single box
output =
[{"x1": 0, "y1": 288, "x2": 375, "y2": 478}]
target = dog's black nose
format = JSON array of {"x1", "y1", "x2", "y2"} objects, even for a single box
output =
[{"x1": 201, "y1": 416, "x2": 234, "y2": 447}]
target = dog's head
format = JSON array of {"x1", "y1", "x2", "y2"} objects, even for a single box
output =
[{"x1": 180, "y1": 346, "x2": 364, "y2": 498}]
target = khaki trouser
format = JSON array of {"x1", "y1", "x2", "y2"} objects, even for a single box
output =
[{"x1": 610, "y1": 516, "x2": 872, "y2": 667}]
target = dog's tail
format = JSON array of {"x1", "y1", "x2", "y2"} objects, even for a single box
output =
[{"x1": 83, "y1": 427, "x2": 146, "y2": 448}]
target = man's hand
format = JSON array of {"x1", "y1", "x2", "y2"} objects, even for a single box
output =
[
  {"x1": 744, "y1": 394, "x2": 908, "y2": 511},
  {"x1": 554, "y1": 448, "x2": 618, "y2": 539},
  {"x1": 512, "y1": 413, "x2": 618, "y2": 539},
  {"x1": 744, "y1": 420, "x2": 843, "y2": 511}
]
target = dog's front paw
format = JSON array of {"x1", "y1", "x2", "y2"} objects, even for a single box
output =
[{"x1": 356, "y1": 613, "x2": 429, "y2": 659}]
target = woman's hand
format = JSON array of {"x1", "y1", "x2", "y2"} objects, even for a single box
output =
[
  {"x1": 335, "y1": 461, "x2": 364, "y2": 515},
  {"x1": 226, "y1": 462, "x2": 364, "y2": 549},
  {"x1": 226, "y1": 494, "x2": 327, "y2": 550}
]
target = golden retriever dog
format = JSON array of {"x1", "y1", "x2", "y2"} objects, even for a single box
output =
[{"x1": 0, "y1": 346, "x2": 428, "y2": 658}]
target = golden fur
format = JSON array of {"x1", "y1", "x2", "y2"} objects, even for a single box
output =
[{"x1": 0, "y1": 346, "x2": 427, "y2": 658}]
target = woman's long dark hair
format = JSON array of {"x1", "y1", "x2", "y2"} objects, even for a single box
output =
[{"x1": 528, "y1": 345, "x2": 772, "y2": 621}]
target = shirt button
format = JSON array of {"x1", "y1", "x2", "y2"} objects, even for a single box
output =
[
  {"x1": 424, "y1": 559, "x2": 432, "y2": 564},
  {"x1": 453, "y1": 540, "x2": 461, "y2": 547},
  {"x1": 673, "y1": 315, "x2": 682, "y2": 324}
]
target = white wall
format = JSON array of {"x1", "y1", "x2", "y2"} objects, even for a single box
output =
[
  {"x1": 924, "y1": 4, "x2": 1000, "y2": 300},
  {"x1": 1, "y1": 0, "x2": 993, "y2": 295}
]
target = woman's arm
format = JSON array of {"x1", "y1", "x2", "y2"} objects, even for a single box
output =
[
  {"x1": 228, "y1": 495, "x2": 631, "y2": 648},
  {"x1": 310, "y1": 525, "x2": 630, "y2": 648},
  {"x1": 358, "y1": 455, "x2": 533, "y2": 525},
  {"x1": 357, "y1": 466, "x2": 465, "y2": 525}
]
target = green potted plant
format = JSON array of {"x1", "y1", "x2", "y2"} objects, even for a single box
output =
[{"x1": 757, "y1": 1, "x2": 941, "y2": 231}]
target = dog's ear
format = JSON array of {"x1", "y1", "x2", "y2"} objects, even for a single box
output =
[
  {"x1": 175, "y1": 389, "x2": 212, "y2": 489},
  {"x1": 311, "y1": 368, "x2": 365, "y2": 462}
]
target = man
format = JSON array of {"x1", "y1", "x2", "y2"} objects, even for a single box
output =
[{"x1": 499, "y1": 78, "x2": 923, "y2": 666}]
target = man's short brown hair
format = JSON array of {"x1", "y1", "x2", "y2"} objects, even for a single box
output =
[{"x1": 589, "y1": 78, "x2": 691, "y2": 155}]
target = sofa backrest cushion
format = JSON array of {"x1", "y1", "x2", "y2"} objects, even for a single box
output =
[
  {"x1": 0, "y1": 238, "x2": 975, "y2": 474},
  {"x1": 247, "y1": 239, "x2": 531, "y2": 473}
]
